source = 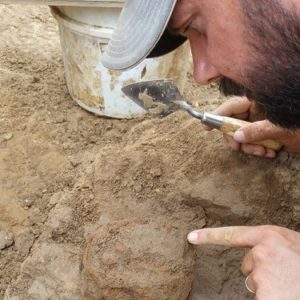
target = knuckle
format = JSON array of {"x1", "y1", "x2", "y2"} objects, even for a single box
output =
[
  {"x1": 260, "y1": 225, "x2": 284, "y2": 241},
  {"x1": 241, "y1": 144, "x2": 265, "y2": 157},
  {"x1": 209, "y1": 228, "x2": 234, "y2": 245},
  {"x1": 241, "y1": 144, "x2": 251, "y2": 154},
  {"x1": 252, "y1": 145, "x2": 265, "y2": 156},
  {"x1": 232, "y1": 142, "x2": 241, "y2": 152},
  {"x1": 224, "y1": 135, "x2": 240, "y2": 151},
  {"x1": 244, "y1": 121, "x2": 270, "y2": 142},
  {"x1": 251, "y1": 270, "x2": 264, "y2": 286},
  {"x1": 243, "y1": 128, "x2": 255, "y2": 140},
  {"x1": 247, "y1": 124, "x2": 261, "y2": 140},
  {"x1": 222, "y1": 228, "x2": 234, "y2": 244},
  {"x1": 227, "y1": 97, "x2": 241, "y2": 104},
  {"x1": 255, "y1": 289, "x2": 265, "y2": 300},
  {"x1": 206, "y1": 229, "x2": 219, "y2": 243},
  {"x1": 241, "y1": 256, "x2": 252, "y2": 275},
  {"x1": 251, "y1": 246, "x2": 268, "y2": 262},
  {"x1": 241, "y1": 144, "x2": 254, "y2": 155}
]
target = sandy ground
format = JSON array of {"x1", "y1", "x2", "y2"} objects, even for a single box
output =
[{"x1": 0, "y1": 5, "x2": 300, "y2": 300}]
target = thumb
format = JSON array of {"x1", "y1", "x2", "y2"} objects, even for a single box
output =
[{"x1": 233, "y1": 120, "x2": 281, "y2": 144}]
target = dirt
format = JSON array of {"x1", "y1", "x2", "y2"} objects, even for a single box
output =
[
  {"x1": 0, "y1": 5, "x2": 300, "y2": 300},
  {"x1": 81, "y1": 219, "x2": 197, "y2": 300},
  {"x1": 138, "y1": 90, "x2": 168, "y2": 115},
  {"x1": 138, "y1": 90, "x2": 154, "y2": 108}
]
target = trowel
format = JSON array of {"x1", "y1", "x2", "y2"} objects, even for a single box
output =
[{"x1": 122, "y1": 80, "x2": 281, "y2": 151}]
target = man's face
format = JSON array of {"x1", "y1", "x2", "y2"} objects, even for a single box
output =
[
  {"x1": 169, "y1": 0, "x2": 247, "y2": 85},
  {"x1": 169, "y1": 0, "x2": 300, "y2": 129}
]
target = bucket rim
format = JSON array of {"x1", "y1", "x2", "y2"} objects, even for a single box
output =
[{"x1": 51, "y1": 7, "x2": 115, "y2": 40}]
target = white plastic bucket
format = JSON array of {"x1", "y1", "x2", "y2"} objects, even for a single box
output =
[{"x1": 51, "y1": 5, "x2": 189, "y2": 119}]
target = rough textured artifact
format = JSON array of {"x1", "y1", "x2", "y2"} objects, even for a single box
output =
[{"x1": 80, "y1": 219, "x2": 197, "y2": 300}]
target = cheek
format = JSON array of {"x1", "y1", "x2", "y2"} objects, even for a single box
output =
[
  {"x1": 187, "y1": 23, "x2": 247, "y2": 84},
  {"x1": 207, "y1": 27, "x2": 247, "y2": 79},
  {"x1": 208, "y1": 43, "x2": 245, "y2": 84}
]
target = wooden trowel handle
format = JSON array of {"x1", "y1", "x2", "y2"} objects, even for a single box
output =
[
  {"x1": 220, "y1": 116, "x2": 282, "y2": 151},
  {"x1": 202, "y1": 113, "x2": 282, "y2": 151}
]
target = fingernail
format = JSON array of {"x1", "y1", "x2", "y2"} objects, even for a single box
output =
[
  {"x1": 253, "y1": 151, "x2": 262, "y2": 157},
  {"x1": 187, "y1": 231, "x2": 199, "y2": 244},
  {"x1": 266, "y1": 152, "x2": 276, "y2": 158},
  {"x1": 234, "y1": 131, "x2": 246, "y2": 143}
]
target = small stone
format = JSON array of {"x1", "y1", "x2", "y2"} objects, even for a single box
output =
[
  {"x1": 32, "y1": 76, "x2": 40, "y2": 83},
  {"x1": 55, "y1": 115, "x2": 66, "y2": 124},
  {"x1": 24, "y1": 198, "x2": 34, "y2": 208},
  {"x1": 278, "y1": 151, "x2": 289, "y2": 163},
  {"x1": 0, "y1": 230, "x2": 14, "y2": 250},
  {"x1": 0, "y1": 133, "x2": 13, "y2": 143},
  {"x1": 133, "y1": 183, "x2": 143, "y2": 193},
  {"x1": 70, "y1": 159, "x2": 81, "y2": 168},
  {"x1": 5, "y1": 133, "x2": 13, "y2": 140},
  {"x1": 291, "y1": 159, "x2": 300, "y2": 171},
  {"x1": 151, "y1": 167, "x2": 162, "y2": 178},
  {"x1": 293, "y1": 205, "x2": 300, "y2": 212}
]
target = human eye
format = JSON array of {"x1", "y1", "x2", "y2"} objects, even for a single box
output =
[
  {"x1": 177, "y1": 24, "x2": 189, "y2": 37},
  {"x1": 180, "y1": 17, "x2": 204, "y2": 37}
]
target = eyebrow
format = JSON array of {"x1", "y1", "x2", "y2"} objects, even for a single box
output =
[{"x1": 167, "y1": 25, "x2": 184, "y2": 36}]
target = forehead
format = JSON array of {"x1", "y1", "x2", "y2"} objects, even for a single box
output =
[{"x1": 171, "y1": 0, "x2": 243, "y2": 23}]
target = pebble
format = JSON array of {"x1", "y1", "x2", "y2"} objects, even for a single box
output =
[
  {"x1": 293, "y1": 205, "x2": 300, "y2": 212},
  {"x1": 150, "y1": 167, "x2": 162, "y2": 178},
  {"x1": 0, "y1": 230, "x2": 14, "y2": 250},
  {"x1": 24, "y1": 198, "x2": 34, "y2": 208},
  {"x1": 0, "y1": 133, "x2": 13, "y2": 143},
  {"x1": 70, "y1": 156, "x2": 81, "y2": 168}
]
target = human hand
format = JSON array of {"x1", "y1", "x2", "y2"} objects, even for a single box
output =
[
  {"x1": 187, "y1": 225, "x2": 300, "y2": 299},
  {"x1": 210, "y1": 97, "x2": 300, "y2": 158}
]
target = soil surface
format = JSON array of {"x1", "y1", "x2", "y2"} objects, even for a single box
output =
[{"x1": 0, "y1": 5, "x2": 300, "y2": 300}]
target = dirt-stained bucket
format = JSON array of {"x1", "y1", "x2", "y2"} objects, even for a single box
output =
[{"x1": 51, "y1": 5, "x2": 189, "y2": 119}]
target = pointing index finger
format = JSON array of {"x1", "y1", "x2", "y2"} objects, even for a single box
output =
[{"x1": 187, "y1": 226, "x2": 263, "y2": 248}]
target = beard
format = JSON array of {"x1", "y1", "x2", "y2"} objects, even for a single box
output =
[
  {"x1": 219, "y1": 77, "x2": 247, "y2": 98},
  {"x1": 230, "y1": 0, "x2": 300, "y2": 129},
  {"x1": 218, "y1": 76, "x2": 300, "y2": 129}
]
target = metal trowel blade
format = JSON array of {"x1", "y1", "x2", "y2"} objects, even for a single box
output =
[{"x1": 121, "y1": 80, "x2": 182, "y2": 116}]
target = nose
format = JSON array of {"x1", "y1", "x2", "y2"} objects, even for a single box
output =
[{"x1": 188, "y1": 30, "x2": 221, "y2": 85}]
